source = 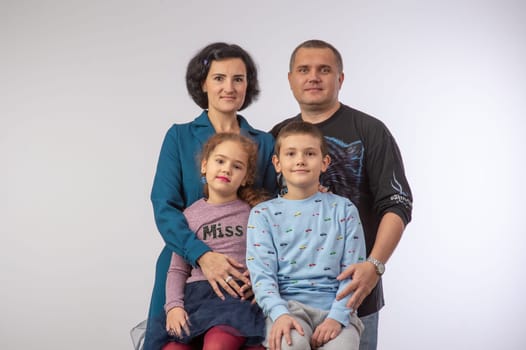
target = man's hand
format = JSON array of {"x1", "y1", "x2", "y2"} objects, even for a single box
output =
[
  {"x1": 165, "y1": 307, "x2": 191, "y2": 338},
  {"x1": 311, "y1": 318, "x2": 342, "y2": 348},
  {"x1": 336, "y1": 261, "x2": 379, "y2": 310},
  {"x1": 197, "y1": 251, "x2": 250, "y2": 300},
  {"x1": 269, "y1": 314, "x2": 304, "y2": 350}
]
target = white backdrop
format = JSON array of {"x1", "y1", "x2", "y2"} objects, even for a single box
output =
[{"x1": 2, "y1": 0, "x2": 525, "y2": 349}]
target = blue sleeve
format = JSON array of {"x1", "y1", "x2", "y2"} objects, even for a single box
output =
[
  {"x1": 327, "y1": 200, "x2": 367, "y2": 325},
  {"x1": 256, "y1": 132, "x2": 278, "y2": 196},
  {"x1": 150, "y1": 127, "x2": 211, "y2": 266},
  {"x1": 246, "y1": 206, "x2": 289, "y2": 321}
]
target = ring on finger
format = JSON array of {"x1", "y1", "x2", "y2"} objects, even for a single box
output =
[{"x1": 225, "y1": 275, "x2": 233, "y2": 283}]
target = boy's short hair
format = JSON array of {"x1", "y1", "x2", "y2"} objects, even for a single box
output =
[{"x1": 274, "y1": 121, "x2": 328, "y2": 156}]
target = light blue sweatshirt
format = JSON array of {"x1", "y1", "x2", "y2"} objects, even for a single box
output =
[{"x1": 246, "y1": 192, "x2": 366, "y2": 326}]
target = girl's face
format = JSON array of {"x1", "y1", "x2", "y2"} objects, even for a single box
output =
[
  {"x1": 201, "y1": 140, "x2": 249, "y2": 204},
  {"x1": 202, "y1": 58, "x2": 247, "y2": 118}
]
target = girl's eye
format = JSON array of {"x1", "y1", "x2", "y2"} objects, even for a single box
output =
[{"x1": 215, "y1": 159, "x2": 224, "y2": 164}]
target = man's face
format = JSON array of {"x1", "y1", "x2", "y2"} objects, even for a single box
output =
[{"x1": 288, "y1": 47, "x2": 344, "y2": 112}]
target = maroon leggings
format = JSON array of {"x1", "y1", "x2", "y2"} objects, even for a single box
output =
[{"x1": 161, "y1": 325, "x2": 264, "y2": 350}]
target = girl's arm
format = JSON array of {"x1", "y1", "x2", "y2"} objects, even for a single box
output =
[{"x1": 165, "y1": 253, "x2": 191, "y2": 338}]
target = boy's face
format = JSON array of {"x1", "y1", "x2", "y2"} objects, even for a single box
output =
[{"x1": 272, "y1": 133, "x2": 330, "y2": 196}]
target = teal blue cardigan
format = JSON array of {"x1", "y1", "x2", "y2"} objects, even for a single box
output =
[{"x1": 147, "y1": 111, "x2": 276, "y2": 323}]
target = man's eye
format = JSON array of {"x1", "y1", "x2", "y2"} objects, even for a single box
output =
[{"x1": 321, "y1": 67, "x2": 331, "y2": 74}]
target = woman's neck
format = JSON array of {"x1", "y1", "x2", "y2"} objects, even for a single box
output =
[{"x1": 208, "y1": 111, "x2": 240, "y2": 133}]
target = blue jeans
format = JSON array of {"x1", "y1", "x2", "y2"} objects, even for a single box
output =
[{"x1": 359, "y1": 312, "x2": 379, "y2": 350}]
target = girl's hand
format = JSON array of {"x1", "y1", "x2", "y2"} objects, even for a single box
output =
[
  {"x1": 166, "y1": 307, "x2": 191, "y2": 338},
  {"x1": 239, "y1": 270, "x2": 255, "y2": 303},
  {"x1": 197, "y1": 251, "x2": 250, "y2": 300}
]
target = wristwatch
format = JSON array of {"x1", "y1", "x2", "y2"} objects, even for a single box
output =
[{"x1": 366, "y1": 257, "x2": 385, "y2": 276}]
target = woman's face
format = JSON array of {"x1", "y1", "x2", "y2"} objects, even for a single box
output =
[{"x1": 202, "y1": 58, "x2": 247, "y2": 117}]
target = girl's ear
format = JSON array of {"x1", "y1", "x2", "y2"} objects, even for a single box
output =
[{"x1": 201, "y1": 159, "x2": 207, "y2": 174}]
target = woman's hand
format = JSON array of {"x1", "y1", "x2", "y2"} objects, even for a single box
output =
[
  {"x1": 166, "y1": 307, "x2": 191, "y2": 339},
  {"x1": 197, "y1": 251, "x2": 250, "y2": 300}
]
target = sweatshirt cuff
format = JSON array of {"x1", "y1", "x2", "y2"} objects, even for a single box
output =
[
  {"x1": 269, "y1": 305, "x2": 290, "y2": 322},
  {"x1": 327, "y1": 309, "x2": 350, "y2": 327}
]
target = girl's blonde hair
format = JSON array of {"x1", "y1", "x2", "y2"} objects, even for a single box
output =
[{"x1": 200, "y1": 133, "x2": 270, "y2": 207}]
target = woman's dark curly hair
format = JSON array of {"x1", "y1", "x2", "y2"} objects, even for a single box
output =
[{"x1": 186, "y1": 42, "x2": 260, "y2": 111}]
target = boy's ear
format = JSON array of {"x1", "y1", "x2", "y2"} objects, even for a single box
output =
[
  {"x1": 272, "y1": 154, "x2": 281, "y2": 173},
  {"x1": 320, "y1": 154, "x2": 331, "y2": 173}
]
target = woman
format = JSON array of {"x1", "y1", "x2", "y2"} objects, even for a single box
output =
[{"x1": 144, "y1": 42, "x2": 276, "y2": 349}]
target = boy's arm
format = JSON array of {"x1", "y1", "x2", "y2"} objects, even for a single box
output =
[
  {"x1": 246, "y1": 207, "x2": 289, "y2": 321},
  {"x1": 328, "y1": 202, "x2": 367, "y2": 325}
]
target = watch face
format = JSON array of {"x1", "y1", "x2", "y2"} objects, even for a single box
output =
[{"x1": 377, "y1": 263, "x2": 385, "y2": 275}]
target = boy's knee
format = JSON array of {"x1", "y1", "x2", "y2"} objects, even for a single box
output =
[{"x1": 280, "y1": 331, "x2": 310, "y2": 350}]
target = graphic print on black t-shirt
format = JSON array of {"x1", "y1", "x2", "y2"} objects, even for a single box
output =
[{"x1": 321, "y1": 136, "x2": 364, "y2": 206}]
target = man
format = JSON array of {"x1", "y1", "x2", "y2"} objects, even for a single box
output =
[{"x1": 270, "y1": 39, "x2": 413, "y2": 350}]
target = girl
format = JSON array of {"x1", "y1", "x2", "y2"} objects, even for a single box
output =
[{"x1": 160, "y1": 133, "x2": 269, "y2": 350}]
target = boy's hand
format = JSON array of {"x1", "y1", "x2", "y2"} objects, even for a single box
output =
[
  {"x1": 165, "y1": 307, "x2": 191, "y2": 338},
  {"x1": 311, "y1": 318, "x2": 342, "y2": 348},
  {"x1": 269, "y1": 314, "x2": 304, "y2": 350}
]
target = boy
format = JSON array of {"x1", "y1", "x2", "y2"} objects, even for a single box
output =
[{"x1": 246, "y1": 121, "x2": 365, "y2": 350}]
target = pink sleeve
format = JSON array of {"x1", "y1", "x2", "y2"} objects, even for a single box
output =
[{"x1": 164, "y1": 252, "x2": 191, "y2": 313}]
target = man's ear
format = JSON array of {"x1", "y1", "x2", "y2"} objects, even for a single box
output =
[
  {"x1": 272, "y1": 154, "x2": 281, "y2": 173},
  {"x1": 320, "y1": 154, "x2": 331, "y2": 173}
]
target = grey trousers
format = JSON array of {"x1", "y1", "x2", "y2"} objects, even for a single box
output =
[{"x1": 263, "y1": 300, "x2": 364, "y2": 350}]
